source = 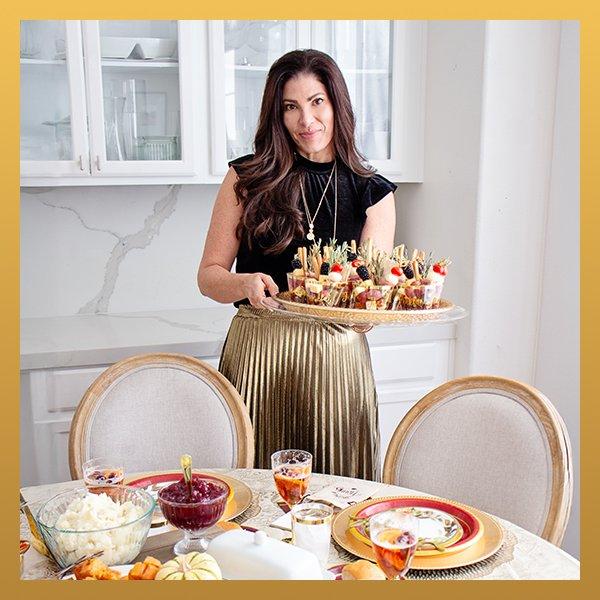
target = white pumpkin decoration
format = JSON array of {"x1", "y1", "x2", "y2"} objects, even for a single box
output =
[{"x1": 156, "y1": 551, "x2": 222, "y2": 580}]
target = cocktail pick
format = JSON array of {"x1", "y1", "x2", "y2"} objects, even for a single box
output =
[{"x1": 181, "y1": 454, "x2": 193, "y2": 499}]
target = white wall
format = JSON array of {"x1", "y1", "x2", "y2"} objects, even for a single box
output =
[
  {"x1": 533, "y1": 20, "x2": 580, "y2": 559},
  {"x1": 20, "y1": 184, "x2": 220, "y2": 317},
  {"x1": 397, "y1": 20, "x2": 486, "y2": 376},
  {"x1": 468, "y1": 21, "x2": 561, "y2": 381},
  {"x1": 397, "y1": 20, "x2": 579, "y2": 558}
]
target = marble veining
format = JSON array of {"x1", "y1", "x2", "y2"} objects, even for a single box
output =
[
  {"x1": 103, "y1": 312, "x2": 225, "y2": 336},
  {"x1": 39, "y1": 198, "x2": 121, "y2": 241},
  {"x1": 74, "y1": 185, "x2": 181, "y2": 314}
]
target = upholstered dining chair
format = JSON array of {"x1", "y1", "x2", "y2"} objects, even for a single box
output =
[
  {"x1": 69, "y1": 353, "x2": 254, "y2": 478},
  {"x1": 382, "y1": 375, "x2": 573, "y2": 546}
]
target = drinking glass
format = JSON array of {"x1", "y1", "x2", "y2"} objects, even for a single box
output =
[
  {"x1": 291, "y1": 502, "x2": 333, "y2": 568},
  {"x1": 368, "y1": 509, "x2": 420, "y2": 580},
  {"x1": 271, "y1": 449, "x2": 312, "y2": 507},
  {"x1": 82, "y1": 457, "x2": 124, "y2": 489}
]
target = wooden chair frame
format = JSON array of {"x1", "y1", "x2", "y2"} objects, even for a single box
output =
[
  {"x1": 382, "y1": 375, "x2": 573, "y2": 546},
  {"x1": 69, "y1": 352, "x2": 254, "y2": 478}
]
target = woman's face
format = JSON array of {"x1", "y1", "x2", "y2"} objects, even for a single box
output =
[{"x1": 282, "y1": 72, "x2": 335, "y2": 162}]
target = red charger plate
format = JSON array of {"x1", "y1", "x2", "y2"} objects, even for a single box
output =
[{"x1": 350, "y1": 496, "x2": 483, "y2": 557}]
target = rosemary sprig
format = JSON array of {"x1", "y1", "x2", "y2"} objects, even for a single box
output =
[
  {"x1": 307, "y1": 239, "x2": 322, "y2": 263},
  {"x1": 329, "y1": 240, "x2": 349, "y2": 266},
  {"x1": 370, "y1": 250, "x2": 389, "y2": 284}
]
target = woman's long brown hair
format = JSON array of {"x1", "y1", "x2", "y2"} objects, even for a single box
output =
[{"x1": 233, "y1": 49, "x2": 375, "y2": 254}]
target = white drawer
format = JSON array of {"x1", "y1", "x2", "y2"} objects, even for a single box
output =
[
  {"x1": 370, "y1": 341, "x2": 451, "y2": 384},
  {"x1": 21, "y1": 354, "x2": 227, "y2": 486},
  {"x1": 30, "y1": 418, "x2": 74, "y2": 485},
  {"x1": 377, "y1": 385, "x2": 437, "y2": 462},
  {"x1": 28, "y1": 366, "x2": 108, "y2": 419},
  {"x1": 379, "y1": 401, "x2": 416, "y2": 463}
]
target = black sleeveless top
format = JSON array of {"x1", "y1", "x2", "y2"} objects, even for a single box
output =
[{"x1": 229, "y1": 153, "x2": 397, "y2": 307}]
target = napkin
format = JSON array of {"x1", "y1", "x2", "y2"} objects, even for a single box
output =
[
  {"x1": 305, "y1": 481, "x2": 382, "y2": 509},
  {"x1": 269, "y1": 511, "x2": 293, "y2": 532}
]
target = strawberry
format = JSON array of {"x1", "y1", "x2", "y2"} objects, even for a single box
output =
[
  {"x1": 391, "y1": 266, "x2": 402, "y2": 277},
  {"x1": 331, "y1": 263, "x2": 343, "y2": 273},
  {"x1": 433, "y1": 263, "x2": 441, "y2": 274},
  {"x1": 351, "y1": 259, "x2": 362, "y2": 268}
]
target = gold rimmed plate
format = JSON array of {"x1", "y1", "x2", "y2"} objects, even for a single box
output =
[
  {"x1": 349, "y1": 505, "x2": 465, "y2": 556},
  {"x1": 125, "y1": 470, "x2": 253, "y2": 526},
  {"x1": 332, "y1": 496, "x2": 504, "y2": 570}
]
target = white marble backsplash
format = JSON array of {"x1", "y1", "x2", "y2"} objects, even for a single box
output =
[{"x1": 20, "y1": 185, "x2": 221, "y2": 318}]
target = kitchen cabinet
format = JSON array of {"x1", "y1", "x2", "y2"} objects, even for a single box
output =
[
  {"x1": 20, "y1": 20, "x2": 197, "y2": 183},
  {"x1": 20, "y1": 21, "x2": 89, "y2": 178},
  {"x1": 20, "y1": 357, "x2": 222, "y2": 485},
  {"x1": 21, "y1": 20, "x2": 426, "y2": 186},
  {"x1": 370, "y1": 341, "x2": 454, "y2": 460},
  {"x1": 20, "y1": 338, "x2": 452, "y2": 486},
  {"x1": 208, "y1": 20, "x2": 426, "y2": 181}
]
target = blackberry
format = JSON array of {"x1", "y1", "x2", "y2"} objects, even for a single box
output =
[
  {"x1": 356, "y1": 265, "x2": 370, "y2": 281},
  {"x1": 320, "y1": 262, "x2": 330, "y2": 275},
  {"x1": 291, "y1": 258, "x2": 302, "y2": 269},
  {"x1": 403, "y1": 264, "x2": 414, "y2": 278},
  {"x1": 347, "y1": 251, "x2": 357, "y2": 261}
]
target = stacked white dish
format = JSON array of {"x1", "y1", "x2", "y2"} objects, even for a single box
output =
[{"x1": 100, "y1": 37, "x2": 177, "y2": 60}]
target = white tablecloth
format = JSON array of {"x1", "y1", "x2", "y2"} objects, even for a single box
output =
[{"x1": 20, "y1": 468, "x2": 579, "y2": 580}]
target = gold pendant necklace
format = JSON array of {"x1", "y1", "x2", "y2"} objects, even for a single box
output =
[{"x1": 300, "y1": 161, "x2": 336, "y2": 242}]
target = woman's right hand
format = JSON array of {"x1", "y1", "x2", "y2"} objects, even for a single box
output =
[{"x1": 240, "y1": 273, "x2": 280, "y2": 309}]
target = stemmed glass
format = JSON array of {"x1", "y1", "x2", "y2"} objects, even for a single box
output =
[
  {"x1": 271, "y1": 449, "x2": 312, "y2": 507},
  {"x1": 158, "y1": 476, "x2": 229, "y2": 555},
  {"x1": 82, "y1": 458, "x2": 124, "y2": 490},
  {"x1": 368, "y1": 509, "x2": 420, "y2": 580}
]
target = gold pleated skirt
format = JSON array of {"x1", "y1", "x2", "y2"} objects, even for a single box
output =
[{"x1": 219, "y1": 305, "x2": 380, "y2": 481}]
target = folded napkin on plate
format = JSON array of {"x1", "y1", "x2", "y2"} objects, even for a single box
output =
[
  {"x1": 269, "y1": 481, "x2": 382, "y2": 531},
  {"x1": 306, "y1": 481, "x2": 382, "y2": 509}
]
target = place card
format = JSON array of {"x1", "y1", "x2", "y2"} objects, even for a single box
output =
[{"x1": 306, "y1": 481, "x2": 382, "y2": 509}]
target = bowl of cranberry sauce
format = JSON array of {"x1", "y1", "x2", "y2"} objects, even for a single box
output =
[{"x1": 157, "y1": 475, "x2": 230, "y2": 532}]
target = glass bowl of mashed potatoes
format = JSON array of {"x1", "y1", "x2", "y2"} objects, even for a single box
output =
[{"x1": 35, "y1": 485, "x2": 155, "y2": 568}]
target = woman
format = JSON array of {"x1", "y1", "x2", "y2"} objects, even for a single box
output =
[{"x1": 197, "y1": 49, "x2": 396, "y2": 481}]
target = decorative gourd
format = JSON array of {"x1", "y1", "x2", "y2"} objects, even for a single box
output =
[{"x1": 156, "y1": 551, "x2": 222, "y2": 580}]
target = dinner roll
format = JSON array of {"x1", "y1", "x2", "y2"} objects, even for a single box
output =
[
  {"x1": 216, "y1": 521, "x2": 242, "y2": 531},
  {"x1": 341, "y1": 559, "x2": 386, "y2": 580}
]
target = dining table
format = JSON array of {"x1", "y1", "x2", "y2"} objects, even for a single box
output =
[{"x1": 20, "y1": 468, "x2": 580, "y2": 580}]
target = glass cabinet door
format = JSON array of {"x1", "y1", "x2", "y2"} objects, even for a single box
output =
[
  {"x1": 310, "y1": 21, "x2": 393, "y2": 161},
  {"x1": 209, "y1": 20, "x2": 303, "y2": 175},
  {"x1": 224, "y1": 20, "x2": 298, "y2": 159},
  {"x1": 311, "y1": 20, "x2": 426, "y2": 180},
  {"x1": 209, "y1": 20, "x2": 425, "y2": 180},
  {"x1": 20, "y1": 20, "x2": 89, "y2": 176},
  {"x1": 82, "y1": 20, "x2": 195, "y2": 176}
]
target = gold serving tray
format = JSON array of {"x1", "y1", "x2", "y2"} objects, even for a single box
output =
[
  {"x1": 275, "y1": 292, "x2": 460, "y2": 325},
  {"x1": 332, "y1": 496, "x2": 505, "y2": 570}
]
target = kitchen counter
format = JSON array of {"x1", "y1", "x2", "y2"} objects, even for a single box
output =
[
  {"x1": 20, "y1": 306, "x2": 457, "y2": 371},
  {"x1": 20, "y1": 306, "x2": 457, "y2": 485}
]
